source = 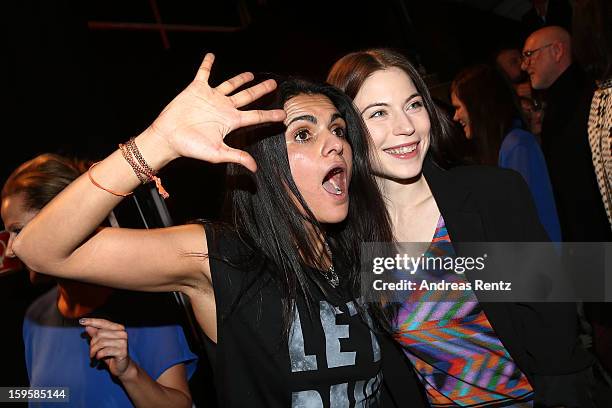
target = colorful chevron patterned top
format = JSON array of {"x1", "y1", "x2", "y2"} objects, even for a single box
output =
[{"x1": 393, "y1": 216, "x2": 534, "y2": 407}]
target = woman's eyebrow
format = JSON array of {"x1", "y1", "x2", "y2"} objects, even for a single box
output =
[
  {"x1": 286, "y1": 114, "x2": 317, "y2": 126},
  {"x1": 329, "y1": 112, "x2": 343, "y2": 124},
  {"x1": 361, "y1": 102, "x2": 387, "y2": 114},
  {"x1": 405, "y1": 93, "x2": 421, "y2": 102},
  {"x1": 361, "y1": 93, "x2": 422, "y2": 114}
]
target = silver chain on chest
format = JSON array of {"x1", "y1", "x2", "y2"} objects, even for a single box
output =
[{"x1": 322, "y1": 241, "x2": 340, "y2": 288}]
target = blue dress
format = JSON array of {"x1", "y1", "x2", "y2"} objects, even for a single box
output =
[
  {"x1": 499, "y1": 125, "x2": 562, "y2": 242},
  {"x1": 23, "y1": 287, "x2": 198, "y2": 407}
]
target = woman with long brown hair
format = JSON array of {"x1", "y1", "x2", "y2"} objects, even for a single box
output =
[
  {"x1": 450, "y1": 64, "x2": 561, "y2": 242},
  {"x1": 328, "y1": 48, "x2": 594, "y2": 408}
]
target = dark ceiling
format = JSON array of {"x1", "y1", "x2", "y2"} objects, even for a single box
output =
[{"x1": 452, "y1": 0, "x2": 532, "y2": 20}]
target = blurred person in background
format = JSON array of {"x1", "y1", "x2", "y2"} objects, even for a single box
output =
[
  {"x1": 495, "y1": 48, "x2": 543, "y2": 136},
  {"x1": 496, "y1": 48, "x2": 527, "y2": 85},
  {"x1": 450, "y1": 64, "x2": 560, "y2": 242},
  {"x1": 521, "y1": 26, "x2": 611, "y2": 242},
  {"x1": 518, "y1": 96, "x2": 544, "y2": 139},
  {"x1": 572, "y1": 0, "x2": 612, "y2": 230},
  {"x1": 1, "y1": 153, "x2": 197, "y2": 407},
  {"x1": 572, "y1": 0, "x2": 612, "y2": 394}
]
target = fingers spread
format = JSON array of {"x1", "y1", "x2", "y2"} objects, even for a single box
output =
[
  {"x1": 194, "y1": 53, "x2": 215, "y2": 84},
  {"x1": 215, "y1": 72, "x2": 254, "y2": 96},
  {"x1": 222, "y1": 146, "x2": 257, "y2": 173},
  {"x1": 239, "y1": 109, "x2": 286, "y2": 128},
  {"x1": 229, "y1": 79, "x2": 278, "y2": 108}
]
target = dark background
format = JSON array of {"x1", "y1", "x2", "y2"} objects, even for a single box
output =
[{"x1": 1, "y1": 0, "x2": 536, "y2": 404}]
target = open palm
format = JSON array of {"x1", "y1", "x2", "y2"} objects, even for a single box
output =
[{"x1": 148, "y1": 53, "x2": 285, "y2": 172}]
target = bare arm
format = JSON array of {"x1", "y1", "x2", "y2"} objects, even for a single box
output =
[
  {"x1": 83, "y1": 318, "x2": 192, "y2": 408},
  {"x1": 123, "y1": 364, "x2": 192, "y2": 408},
  {"x1": 12, "y1": 53, "x2": 285, "y2": 294},
  {"x1": 121, "y1": 364, "x2": 191, "y2": 408}
]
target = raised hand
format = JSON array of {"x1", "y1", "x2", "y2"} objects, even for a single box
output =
[
  {"x1": 81, "y1": 318, "x2": 133, "y2": 378},
  {"x1": 147, "y1": 53, "x2": 286, "y2": 172}
]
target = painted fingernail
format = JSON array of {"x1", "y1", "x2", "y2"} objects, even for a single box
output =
[{"x1": 79, "y1": 318, "x2": 86, "y2": 324}]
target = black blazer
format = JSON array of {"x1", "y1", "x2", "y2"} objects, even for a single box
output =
[{"x1": 381, "y1": 159, "x2": 595, "y2": 407}]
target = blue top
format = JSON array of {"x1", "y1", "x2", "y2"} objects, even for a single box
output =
[
  {"x1": 499, "y1": 125, "x2": 562, "y2": 242},
  {"x1": 24, "y1": 287, "x2": 198, "y2": 407}
]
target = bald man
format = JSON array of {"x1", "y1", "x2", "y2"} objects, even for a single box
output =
[
  {"x1": 521, "y1": 27, "x2": 611, "y2": 242},
  {"x1": 521, "y1": 26, "x2": 572, "y2": 90}
]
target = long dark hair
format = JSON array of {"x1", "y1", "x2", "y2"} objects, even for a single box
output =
[
  {"x1": 451, "y1": 64, "x2": 522, "y2": 165},
  {"x1": 2, "y1": 153, "x2": 88, "y2": 210},
  {"x1": 572, "y1": 0, "x2": 612, "y2": 81},
  {"x1": 220, "y1": 78, "x2": 393, "y2": 335},
  {"x1": 327, "y1": 48, "x2": 459, "y2": 168}
]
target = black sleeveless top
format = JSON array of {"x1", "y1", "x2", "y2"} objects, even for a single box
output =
[{"x1": 204, "y1": 225, "x2": 382, "y2": 407}]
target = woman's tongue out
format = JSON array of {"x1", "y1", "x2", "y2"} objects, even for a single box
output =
[{"x1": 322, "y1": 169, "x2": 346, "y2": 196}]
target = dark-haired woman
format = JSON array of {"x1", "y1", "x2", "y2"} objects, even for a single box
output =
[
  {"x1": 12, "y1": 54, "x2": 393, "y2": 407},
  {"x1": 328, "y1": 48, "x2": 594, "y2": 407},
  {"x1": 450, "y1": 64, "x2": 561, "y2": 242},
  {"x1": 1, "y1": 154, "x2": 197, "y2": 407}
]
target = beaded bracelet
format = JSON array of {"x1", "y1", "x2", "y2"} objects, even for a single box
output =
[{"x1": 119, "y1": 138, "x2": 169, "y2": 199}]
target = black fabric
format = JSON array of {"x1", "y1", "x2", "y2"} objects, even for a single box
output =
[
  {"x1": 379, "y1": 333, "x2": 428, "y2": 408},
  {"x1": 204, "y1": 225, "x2": 383, "y2": 408},
  {"x1": 541, "y1": 66, "x2": 612, "y2": 401},
  {"x1": 540, "y1": 64, "x2": 612, "y2": 243},
  {"x1": 416, "y1": 158, "x2": 597, "y2": 407}
]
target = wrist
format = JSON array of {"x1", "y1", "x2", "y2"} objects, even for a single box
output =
[
  {"x1": 136, "y1": 126, "x2": 180, "y2": 169},
  {"x1": 116, "y1": 359, "x2": 139, "y2": 383}
]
